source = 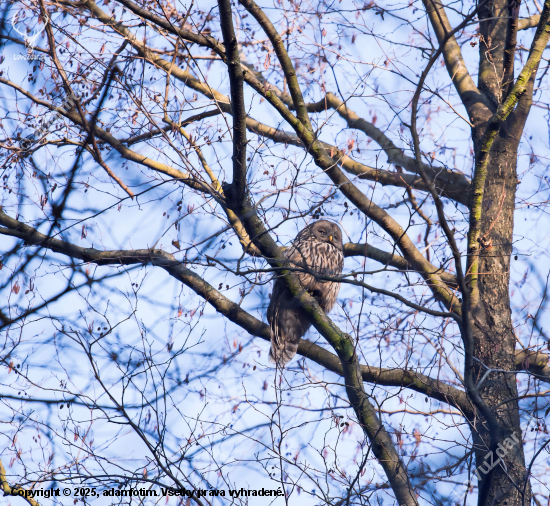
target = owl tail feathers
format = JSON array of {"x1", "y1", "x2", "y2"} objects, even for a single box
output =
[{"x1": 269, "y1": 340, "x2": 298, "y2": 366}]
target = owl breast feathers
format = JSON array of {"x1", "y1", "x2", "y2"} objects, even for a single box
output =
[{"x1": 267, "y1": 220, "x2": 344, "y2": 365}]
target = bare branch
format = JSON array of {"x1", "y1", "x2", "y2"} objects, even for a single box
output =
[
  {"x1": 239, "y1": 0, "x2": 313, "y2": 132},
  {"x1": 519, "y1": 14, "x2": 541, "y2": 29},
  {"x1": 343, "y1": 242, "x2": 458, "y2": 287},
  {"x1": 0, "y1": 211, "x2": 472, "y2": 415},
  {"x1": 217, "y1": 0, "x2": 248, "y2": 206},
  {"x1": 0, "y1": 459, "x2": 41, "y2": 506},
  {"x1": 422, "y1": 0, "x2": 493, "y2": 124},
  {"x1": 319, "y1": 93, "x2": 471, "y2": 203}
]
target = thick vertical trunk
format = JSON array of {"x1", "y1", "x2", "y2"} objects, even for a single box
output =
[
  {"x1": 469, "y1": 0, "x2": 533, "y2": 502},
  {"x1": 470, "y1": 129, "x2": 530, "y2": 505}
]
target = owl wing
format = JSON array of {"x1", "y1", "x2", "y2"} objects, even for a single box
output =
[
  {"x1": 286, "y1": 240, "x2": 343, "y2": 310},
  {"x1": 311, "y1": 244, "x2": 343, "y2": 313},
  {"x1": 266, "y1": 239, "x2": 344, "y2": 365},
  {"x1": 284, "y1": 240, "x2": 318, "y2": 292},
  {"x1": 266, "y1": 245, "x2": 312, "y2": 365}
]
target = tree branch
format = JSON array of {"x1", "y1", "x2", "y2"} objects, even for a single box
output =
[
  {"x1": 220, "y1": 11, "x2": 420, "y2": 506},
  {"x1": 239, "y1": 0, "x2": 314, "y2": 133},
  {"x1": 0, "y1": 459, "x2": 41, "y2": 506},
  {"x1": 244, "y1": 114, "x2": 471, "y2": 204},
  {"x1": 519, "y1": 14, "x2": 541, "y2": 29},
  {"x1": 319, "y1": 93, "x2": 471, "y2": 202},
  {"x1": 422, "y1": 0, "x2": 493, "y2": 125},
  {"x1": 82, "y1": 0, "x2": 229, "y2": 104},
  {"x1": 217, "y1": 0, "x2": 248, "y2": 206},
  {"x1": 343, "y1": 242, "x2": 458, "y2": 288},
  {"x1": 0, "y1": 211, "x2": 471, "y2": 416},
  {"x1": 106, "y1": 0, "x2": 471, "y2": 205}
]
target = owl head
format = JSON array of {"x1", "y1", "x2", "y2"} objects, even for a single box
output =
[{"x1": 299, "y1": 220, "x2": 343, "y2": 251}]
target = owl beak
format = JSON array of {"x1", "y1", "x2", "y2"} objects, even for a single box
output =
[{"x1": 329, "y1": 235, "x2": 333, "y2": 242}]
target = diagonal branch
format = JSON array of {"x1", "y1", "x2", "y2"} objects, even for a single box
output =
[
  {"x1": 238, "y1": 0, "x2": 313, "y2": 133},
  {"x1": 219, "y1": 8, "x2": 420, "y2": 506},
  {"x1": 422, "y1": 0, "x2": 493, "y2": 125},
  {"x1": 318, "y1": 93, "x2": 471, "y2": 201},
  {"x1": 174, "y1": 124, "x2": 261, "y2": 257},
  {"x1": 243, "y1": 114, "x2": 472, "y2": 204},
  {"x1": 82, "y1": 0, "x2": 229, "y2": 104},
  {"x1": 0, "y1": 211, "x2": 472, "y2": 414},
  {"x1": 519, "y1": 14, "x2": 542, "y2": 29},
  {"x1": 408, "y1": 5, "x2": 486, "y2": 296},
  {"x1": 343, "y1": 242, "x2": 458, "y2": 288},
  {"x1": 0, "y1": 459, "x2": 41, "y2": 506},
  {"x1": 303, "y1": 339, "x2": 473, "y2": 416}
]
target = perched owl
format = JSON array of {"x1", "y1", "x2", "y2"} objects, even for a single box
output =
[{"x1": 267, "y1": 220, "x2": 344, "y2": 365}]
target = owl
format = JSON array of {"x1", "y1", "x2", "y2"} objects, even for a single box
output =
[{"x1": 267, "y1": 220, "x2": 344, "y2": 365}]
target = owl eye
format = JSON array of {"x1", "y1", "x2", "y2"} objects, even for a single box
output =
[{"x1": 319, "y1": 229, "x2": 327, "y2": 235}]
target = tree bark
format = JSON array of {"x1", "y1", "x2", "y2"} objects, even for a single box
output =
[
  {"x1": 469, "y1": 137, "x2": 530, "y2": 506},
  {"x1": 471, "y1": 77, "x2": 530, "y2": 506},
  {"x1": 465, "y1": 0, "x2": 545, "y2": 500}
]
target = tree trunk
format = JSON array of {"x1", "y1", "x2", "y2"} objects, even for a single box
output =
[
  {"x1": 470, "y1": 133, "x2": 530, "y2": 504},
  {"x1": 468, "y1": 0, "x2": 534, "y2": 501}
]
